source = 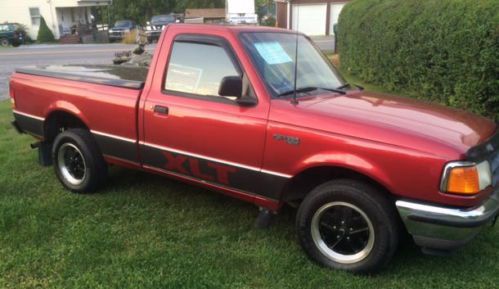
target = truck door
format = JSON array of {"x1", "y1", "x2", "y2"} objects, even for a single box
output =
[{"x1": 140, "y1": 32, "x2": 285, "y2": 199}]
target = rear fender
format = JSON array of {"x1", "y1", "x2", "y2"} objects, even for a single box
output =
[{"x1": 44, "y1": 100, "x2": 90, "y2": 128}]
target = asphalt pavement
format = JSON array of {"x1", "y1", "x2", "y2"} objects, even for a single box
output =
[{"x1": 0, "y1": 37, "x2": 334, "y2": 101}]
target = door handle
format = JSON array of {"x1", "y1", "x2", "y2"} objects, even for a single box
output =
[{"x1": 153, "y1": 105, "x2": 169, "y2": 115}]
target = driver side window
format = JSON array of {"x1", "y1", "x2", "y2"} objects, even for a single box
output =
[{"x1": 164, "y1": 40, "x2": 241, "y2": 98}]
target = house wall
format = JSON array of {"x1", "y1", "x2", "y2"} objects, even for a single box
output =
[
  {"x1": 275, "y1": 0, "x2": 349, "y2": 36},
  {"x1": 0, "y1": 0, "x2": 58, "y2": 40},
  {"x1": 0, "y1": 0, "x2": 108, "y2": 40}
]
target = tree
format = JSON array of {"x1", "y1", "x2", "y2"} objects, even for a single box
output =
[
  {"x1": 37, "y1": 17, "x2": 55, "y2": 43},
  {"x1": 98, "y1": 0, "x2": 225, "y2": 26}
]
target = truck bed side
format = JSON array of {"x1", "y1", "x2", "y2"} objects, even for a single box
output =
[{"x1": 11, "y1": 72, "x2": 142, "y2": 164}]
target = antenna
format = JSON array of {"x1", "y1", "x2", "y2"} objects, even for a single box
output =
[{"x1": 291, "y1": 8, "x2": 299, "y2": 105}]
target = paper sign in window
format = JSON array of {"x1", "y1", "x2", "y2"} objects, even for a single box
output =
[
  {"x1": 165, "y1": 63, "x2": 203, "y2": 93},
  {"x1": 254, "y1": 42, "x2": 292, "y2": 65}
]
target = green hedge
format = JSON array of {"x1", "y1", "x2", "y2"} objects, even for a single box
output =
[
  {"x1": 37, "y1": 17, "x2": 55, "y2": 43},
  {"x1": 337, "y1": 0, "x2": 499, "y2": 119}
]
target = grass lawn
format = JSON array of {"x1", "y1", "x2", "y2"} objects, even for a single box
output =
[{"x1": 0, "y1": 100, "x2": 498, "y2": 289}]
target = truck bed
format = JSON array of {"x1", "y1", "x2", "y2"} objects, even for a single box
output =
[{"x1": 16, "y1": 64, "x2": 148, "y2": 89}]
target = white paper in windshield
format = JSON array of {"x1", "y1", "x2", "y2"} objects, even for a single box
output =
[{"x1": 254, "y1": 42, "x2": 292, "y2": 65}]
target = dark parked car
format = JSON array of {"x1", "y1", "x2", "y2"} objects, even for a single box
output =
[
  {"x1": 108, "y1": 20, "x2": 137, "y2": 42},
  {"x1": 145, "y1": 14, "x2": 177, "y2": 42},
  {"x1": 0, "y1": 23, "x2": 26, "y2": 47}
]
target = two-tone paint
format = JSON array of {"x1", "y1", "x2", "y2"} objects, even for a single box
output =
[{"x1": 9, "y1": 24, "x2": 498, "y2": 213}]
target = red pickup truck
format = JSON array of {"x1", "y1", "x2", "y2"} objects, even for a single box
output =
[{"x1": 9, "y1": 24, "x2": 498, "y2": 273}]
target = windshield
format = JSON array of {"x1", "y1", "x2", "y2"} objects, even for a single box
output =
[
  {"x1": 114, "y1": 21, "x2": 131, "y2": 28},
  {"x1": 151, "y1": 15, "x2": 175, "y2": 24},
  {"x1": 240, "y1": 32, "x2": 344, "y2": 98}
]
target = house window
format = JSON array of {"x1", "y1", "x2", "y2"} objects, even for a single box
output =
[{"x1": 29, "y1": 7, "x2": 41, "y2": 26}]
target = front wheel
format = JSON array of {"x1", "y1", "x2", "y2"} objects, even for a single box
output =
[
  {"x1": 296, "y1": 179, "x2": 399, "y2": 273},
  {"x1": 52, "y1": 129, "x2": 107, "y2": 193},
  {"x1": 0, "y1": 38, "x2": 10, "y2": 47}
]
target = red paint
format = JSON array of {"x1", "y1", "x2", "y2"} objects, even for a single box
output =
[{"x1": 10, "y1": 24, "x2": 497, "y2": 210}]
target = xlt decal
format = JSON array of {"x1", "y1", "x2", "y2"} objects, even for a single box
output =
[
  {"x1": 140, "y1": 143, "x2": 290, "y2": 200},
  {"x1": 162, "y1": 151, "x2": 236, "y2": 185},
  {"x1": 273, "y1": 134, "x2": 300, "y2": 146}
]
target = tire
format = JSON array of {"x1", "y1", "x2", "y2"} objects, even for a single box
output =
[
  {"x1": 52, "y1": 128, "x2": 107, "y2": 193},
  {"x1": 0, "y1": 38, "x2": 9, "y2": 47},
  {"x1": 296, "y1": 179, "x2": 399, "y2": 274}
]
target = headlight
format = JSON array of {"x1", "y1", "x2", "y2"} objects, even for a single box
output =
[{"x1": 441, "y1": 161, "x2": 492, "y2": 195}]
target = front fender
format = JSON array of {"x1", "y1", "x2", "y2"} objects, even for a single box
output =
[{"x1": 292, "y1": 151, "x2": 397, "y2": 194}]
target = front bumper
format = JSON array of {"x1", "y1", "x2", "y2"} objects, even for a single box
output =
[
  {"x1": 109, "y1": 32, "x2": 125, "y2": 40},
  {"x1": 396, "y1": 189, "x2": 498, "y2": 251}
]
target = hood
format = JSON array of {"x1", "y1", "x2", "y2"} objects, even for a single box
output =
[
  {"x1": 272, "y1": 91, "x2": 496, "y2": 158},
  {"x1": 151, "y1": 21, "x2": 174, "y2": 26}
]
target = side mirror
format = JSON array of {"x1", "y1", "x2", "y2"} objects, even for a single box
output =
[
  {"x1": 146, "y1": 21, "x2": 151, "y2": 25},
  {"x1": 219, "y1": 76, "x2": 242, "y2": 98},
  {"x1": 235, "y1": 96, "x2": 258, "y2": 106},
  {"x1": 219, "y1": 76, "x2": 257, "y2": 106}
]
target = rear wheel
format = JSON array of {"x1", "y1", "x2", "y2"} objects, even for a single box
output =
[
  {"x1": 296, "y1": 179, "x2": 399, "y2": 273},
  {"x1": 52, "y1": 129, "x2": 107, "y2": 193},
  {"x1": 0, "y1": 38, "x2": 10, "y2": 47}
]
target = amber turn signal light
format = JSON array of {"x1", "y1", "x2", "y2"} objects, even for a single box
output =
[{"x1": 446, "y1": 166, "x2": 480, "y2": 195}]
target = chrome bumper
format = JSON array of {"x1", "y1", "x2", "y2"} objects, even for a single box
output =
[{"x1": 396, "y1": 190, "x2": 499, "y2": 251}]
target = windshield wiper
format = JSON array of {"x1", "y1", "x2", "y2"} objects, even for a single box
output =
[{"x1": 277, "y1": 86, "x2": 346, "y2": 98}]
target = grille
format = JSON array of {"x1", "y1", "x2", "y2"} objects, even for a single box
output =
[
  {"x1": 489, "y1": 150, "x2": 499, "y2": 187},
  {"x1": 467, "y1": 130, "x2": 499, "y2": 186}
]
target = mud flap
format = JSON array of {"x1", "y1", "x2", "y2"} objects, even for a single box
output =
[{"x1": 33, "y1": 141, "x2": 52, "y2": 166}]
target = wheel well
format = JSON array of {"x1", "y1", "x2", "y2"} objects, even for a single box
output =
[
  {"x1": 44, "y1": 111, "x2": 88, "y2": 143},
  {"x1": 281, "y1": 166, "x2": 393, "y2": 202}
]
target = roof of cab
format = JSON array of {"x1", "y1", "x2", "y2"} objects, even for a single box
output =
[{"x1": 167, "y1": 23, "x2": 296, "y2": 34}]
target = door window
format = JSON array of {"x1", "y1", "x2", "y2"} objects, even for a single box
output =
[{"x1": 164, "y1": 41, "x2": 240, "y2": 98}]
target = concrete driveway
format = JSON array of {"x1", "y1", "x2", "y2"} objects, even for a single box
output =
[{"x1": 0, "y1": 37, "x2": 334, "y2": 101}]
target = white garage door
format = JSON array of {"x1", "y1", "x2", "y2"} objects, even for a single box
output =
[
  {"x1": 292, "y1": 4, "x2": 327, "y2": 36},
  {"x1": 329, "y1": 3, "x2": 346, "y2": 35}
]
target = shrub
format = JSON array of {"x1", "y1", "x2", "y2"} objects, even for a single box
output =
[
  {"x1": 337, "y1": 0, "x2": 499, "y2": 119},
  {"x1": 36, "y1": 17, "x2": 55, "y2": 43}
]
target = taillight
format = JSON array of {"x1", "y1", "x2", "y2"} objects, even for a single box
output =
[{"x1": 9, "y1": 85, "x2": 15, "y2": 109}]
